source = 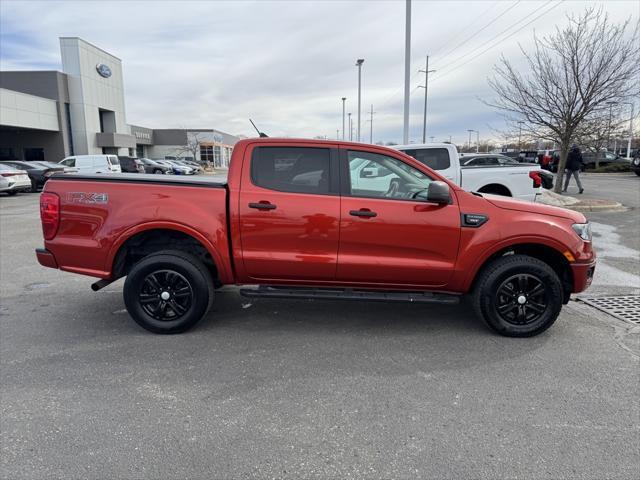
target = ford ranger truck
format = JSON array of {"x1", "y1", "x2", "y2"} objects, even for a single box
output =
[
  {"x1": 36, "y1": 138, "x2": 596, "y2": 337},
  {"x1": 395, "y1": 143, "x2": 546, "y2": 202}
]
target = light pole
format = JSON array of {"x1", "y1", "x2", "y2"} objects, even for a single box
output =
[
  {"x1": 356, "y1": 59, "x2": 364, "y2": 142},
  {"x1": 348, "y1": 113, "x2": 353, "y2": 141},
  {"x1": 606, "y1": 101, "x2": 615, "y2": 151},
  {"x1": 517, "y1": 121, "x2": 524, "y2": 149},
  {"x1": 429, "y1": 136, "x2": 435, "y2": 143},
  {"x1": 418, "y1": 55, "x2": 436, "y2": 143},
  {"x1": 369, "y1": 104, "x2": 376, "y2": 143},
  {"x1": 468, "y1": 129, "x2": 479, "y2": 152},
  {"x1": 402, "y1": 0, "x2": 411, "y2": 144},
  {"x1": 341, "y1": 97, "x2": 346, "y2": 140},
  {"x1": 620, "y1": 102, "x2": 634, "y2": 158}
]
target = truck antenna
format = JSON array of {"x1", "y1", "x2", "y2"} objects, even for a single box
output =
[{"x1": 249, "y1": 119, "x2": 268, "y2": 138}]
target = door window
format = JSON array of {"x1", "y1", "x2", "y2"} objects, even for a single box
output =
[
  {"x1": 251, "y1": 147, "x2": 331, "y2": 194},
  {"x1": 60, "y1": 157, "x2": 75, "y2": 167},
  {"x1": 347, "y1": 150, "x2": 432, "y2": 200}
]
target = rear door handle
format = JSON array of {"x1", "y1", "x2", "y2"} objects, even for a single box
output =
[
  {"x1": 249, "y1": 202, "x2": 277, "y2": 210},
  {"x1": 349, "y1": 209, "x2": 377, "y2": 218}
]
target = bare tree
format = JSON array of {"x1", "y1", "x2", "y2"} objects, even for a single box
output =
[
  {"x1": 173, "y1": 132, "x2": 204, "y2": 164},
  {"x1": 485, "y1": 8, "x2": 639, "y2": 192}
]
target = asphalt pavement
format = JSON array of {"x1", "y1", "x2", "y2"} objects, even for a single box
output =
[{"x1": 1, "y1": 177, "x2": 638, "y2": 479}]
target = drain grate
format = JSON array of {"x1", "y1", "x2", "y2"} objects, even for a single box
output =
[{"x1": 578, "y1": 295, "x2": 640, "y2": 325}]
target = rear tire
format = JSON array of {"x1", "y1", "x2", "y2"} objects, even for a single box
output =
[
  {"x1": 7, "y1": 191, "x2": 17, "y2": 196},
  {"x1": 153, "y1": 169, "x2": 164, "y2": 174},
  {"x1": 472, "y1": 254, "x2": 563, "y2": 337},
  {"x1": 123, "y1": 250, "x2": 214, "y2": 334}
]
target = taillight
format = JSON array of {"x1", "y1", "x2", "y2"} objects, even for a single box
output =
[
  {"x1": 529, "y1": 170, "x2": 542, "y2": 188},
  {"x1": 1, "y1": 172, "x2": 20, "y2": 177},
  {"x1": 40, "y1": 192, "x2": 60, "y2": 240}
]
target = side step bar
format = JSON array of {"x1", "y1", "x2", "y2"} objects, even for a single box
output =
[{"x1": 239, "y1": 285, "x2": 460, "y2": 305}]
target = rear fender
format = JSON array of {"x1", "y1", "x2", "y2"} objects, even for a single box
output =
[{"x1": 106, "y1": 221, "x2": 233, "y2": 283}]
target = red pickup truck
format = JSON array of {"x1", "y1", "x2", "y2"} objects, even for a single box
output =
[{"x1": 37, "y1": 138, "x2": 595, "y2": 337}]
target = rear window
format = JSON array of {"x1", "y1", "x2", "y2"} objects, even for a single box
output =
[
  {"x1": 251, "y1": 147, "x2": 331, "y2": 194},
  {"x1": 401, "y1": 148, "x2": 451, "y2": 170},
  {"x1": 107, "y1": 156, "x2": 119, "y2": 166}
]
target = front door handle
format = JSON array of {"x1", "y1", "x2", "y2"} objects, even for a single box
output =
[
  {"x1": 249, "y1": 201, "x2": 277, "y2": 210},
  {"x1": 349, "y1": 209, "x2": 377, "y2": 218}
]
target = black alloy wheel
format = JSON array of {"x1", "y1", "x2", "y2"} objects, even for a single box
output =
[
  {"x1": 123, "y1": 250, "x2": 214, "y2": 334},
  {"x1": 472, "y1": 254, "x2": 563, "y2": 337},
  {"x1": 139, "y1": 270, "x2": 194, "y2": 321},
  {"x1": 495, "y1": 273, "x2": 547, "y2": 325}
]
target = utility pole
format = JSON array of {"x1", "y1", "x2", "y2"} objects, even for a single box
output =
[
  {"x1": 402, "y1": 0, "x2": 411, "y2": 144},
  {"x1": 368, "y1": 104, "x2": 376, "y2": 143},
  {"x1": 418, "y1": 55, "x2": 436, "y2": 143},
  {"x1": 518, "y1": 121, "x2": 524, "y2": 149},
  {"x1": 341, "y1": 97, "x2": 346, "y2": 140},
  {"x1": 356, "y1": 59, "x2": 364, "y2": 142}
]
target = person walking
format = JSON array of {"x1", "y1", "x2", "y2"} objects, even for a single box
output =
[{"x1": 563, "y1": 144, "x2": 584, "y2": 194}]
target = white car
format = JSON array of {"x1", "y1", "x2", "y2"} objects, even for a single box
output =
[
  {"x1": 0, "y1": 164, "x2": 32, "y2": 195},
  {"x1": 395, "y1": 143, "x2": 545, "y2": 202},
  {"x1": 59, "y1": 154, "x2": 122, "y2": 174}
]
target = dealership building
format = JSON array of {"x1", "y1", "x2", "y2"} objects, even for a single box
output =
[{"x1": 0, "y1": 37, "x2": 238, "y2": 167}]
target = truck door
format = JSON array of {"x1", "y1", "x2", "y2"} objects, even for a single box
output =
[
  {"x1": 337, "y1": 148, "x2": 460, "y2": 287},
  {"x1": 238, "y1": 144, "x2": 341, "y2": 281}
]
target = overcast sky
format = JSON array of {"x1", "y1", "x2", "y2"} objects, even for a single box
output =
[{"x1": 1, "y1": 0, "x2": 637, "y2": 144}]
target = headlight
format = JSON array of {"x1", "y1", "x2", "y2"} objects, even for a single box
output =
[
  {"x1": 634, "y1": 158, "x2": 640, "y2": 165},
  {"x1": 572, "y1": 222, "x2": 592, "y2": 242}
]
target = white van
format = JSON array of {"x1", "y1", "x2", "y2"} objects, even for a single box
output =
[{"x1": 59, "y1": 155, "x2": 121, "y2": 174}]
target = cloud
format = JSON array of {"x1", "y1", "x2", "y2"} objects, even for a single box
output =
[{"x1": 1, "y1": 0, "x2": 636, "y2": 144}]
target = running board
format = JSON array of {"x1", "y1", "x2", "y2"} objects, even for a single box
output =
[{"x1": 239, "y1": 285, "x2": 460, "y2": 305}]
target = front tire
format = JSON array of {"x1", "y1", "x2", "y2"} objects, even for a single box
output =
[
  {"x1": 123, "y1": 250, "x2": 214, "y2": 334},
  {"x1": 472, "y1": 254, "x2": 563, "y2": 337}
]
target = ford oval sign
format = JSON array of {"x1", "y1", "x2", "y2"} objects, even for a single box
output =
[{"x1": 96, "y1": 63, "x2": 112, "y2": 78}]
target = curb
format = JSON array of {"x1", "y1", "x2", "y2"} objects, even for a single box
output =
[{"x1": 566, "y1": 202, "x2": 627, "y2": 213}]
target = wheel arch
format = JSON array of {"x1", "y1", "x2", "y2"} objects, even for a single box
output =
[
  {"x1": 477, "y1": 183, "x2": 512, "y2": 197},
  {"x1": 466, "y1": 241, "x2": 574, "y2": 303},
  {"x1": 106, "y1": 222, "x2": 232, "y2": 284}
]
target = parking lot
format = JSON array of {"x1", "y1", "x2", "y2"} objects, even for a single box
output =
[{"x1": 1, "y1": 174, "x2": 638, "y2": 479}]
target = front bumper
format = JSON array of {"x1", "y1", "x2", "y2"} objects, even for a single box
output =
[
  {"x1": 571, "y1": 260, "x2": 596, "y2": 292},
  {"x1": 36, "y1": 248, "x2": 58, "y2": 269}
]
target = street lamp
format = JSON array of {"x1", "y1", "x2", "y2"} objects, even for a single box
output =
[
  {"x1": 619, "y1": 102, "x2": 634, "y2": 158},
  {"x1": 356, "y1": 59, "x2": 364, "y2": 142},
  {"x1": 348, "y1": 113, "x2": 352, "y2": 141},
  {"x1": 606, "y1": 101, "x2": 616, "y2": 152},
  {"x1": 418, "y1": 54, "x2": 436, "y2": 143},
  {"x1": 341, "y1": 97, "x2": 346, "y2": 140}
]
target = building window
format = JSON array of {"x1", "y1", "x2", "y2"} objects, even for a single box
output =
[
  {"x1": 136, "y1": 144, "x2": 145, "y2": 158},
  {"x1": 200, "y1": 145, "x2": 214, "y2": 163},
  {"x1": 214, "y1": 146, "x2": 222, "y2": 167},
  {"x1": 65, "y1": 103, "x2": 74, "y2": 156}
]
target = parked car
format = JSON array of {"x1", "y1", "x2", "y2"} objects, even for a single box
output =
[
  {"x1": 461, "y1": 154, "x2": 520, "y2": 166},
  {"x1": 118, "y1": 156, "x2": 145, "y2": 173},
  {"x1": 517, "y1": 150, "x2": 539, "y2": 163},
  {"x1": 458, "y1": 154, "x2": 554, "y2": 189},
  {"x1": 59, "y1": 154, "x2": 122, "y2": 174},
  {"x1": 139, "y1": 158, "x2": 173, "y2": 174},
  {"x1": 0, "y1": 164, "x2": 31, "y2": 195},
  {"x1": 0, "y1": 160, "x2": 66, "y2": 192},
  {"x1": 581, "y1": 151, "x2": 630, "y2": 169},
  {"x1": 156, "y1": 160, "x2": 194, "y2": 175},
  {"x1": 177, "y1": 160, "x2": 204, "y2": 174},
  {"x1": 395, "y1": 143, "x2": 546, "y2": 201},
  {"x1": 632, "y1": 150, "x2": 640, "y2": 176},
  {"x1": 36, "y1": 138, "x2": 595, "y2": 337}
]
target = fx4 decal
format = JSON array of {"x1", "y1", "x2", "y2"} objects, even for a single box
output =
[{"x1": 68, "y1": 192, "x2": 109, "y2": 204}]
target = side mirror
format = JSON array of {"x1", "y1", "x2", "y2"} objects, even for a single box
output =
[
  {"x1": 426, "y1": 181, "x2": 450, "y2": 204},
  {"x1": 360, "y1": 167, "x2": 379, "y2": 178}
]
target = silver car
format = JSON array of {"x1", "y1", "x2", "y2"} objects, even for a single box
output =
[{"x1": 0, "y1": 164, "x2": 31, "y2": 195}]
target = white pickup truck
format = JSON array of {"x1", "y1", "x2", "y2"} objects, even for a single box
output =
[{"x1": 394, "y1": 143, "x2": 545, "y2": 202}]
